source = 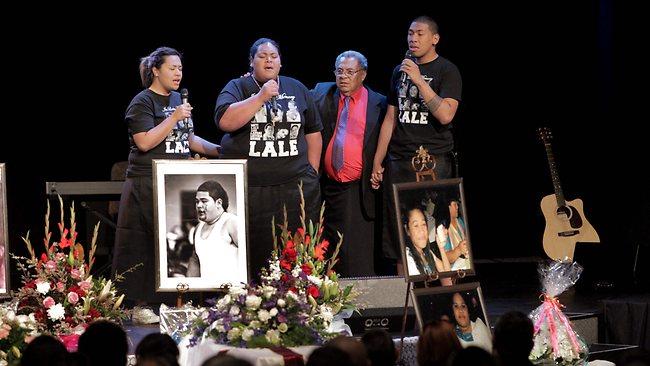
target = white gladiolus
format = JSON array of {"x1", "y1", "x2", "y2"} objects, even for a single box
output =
[
  {"x1": 307, "y1": 275, "x2": 323, "y2": 287},
  {"x1": 292, "y1": 267, "x2": 301, "y2": 278}
]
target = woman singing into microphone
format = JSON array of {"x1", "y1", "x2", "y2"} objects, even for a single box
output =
[
  {"x1": 214, "y1": 38, "x2": 322, "y2": 278},
  {"x1": 113, "y1": 46, "x2": 220, "y2": 310}
]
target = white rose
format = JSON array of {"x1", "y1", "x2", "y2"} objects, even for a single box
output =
[
  {"x1": 249, "y1": 320, "x2": 261, "y2": 329},
  {"x1": 227, "y1": 327, "x2": 242, "y2": 341},
  {"x1": 265, "y1": 329, "x2": 281, "y2": 345},
  {"x1": 229, "y1": 305, "x2": 241, "y2": 316},
  {"x1": 242, "y1": 328, "x2": 255, "y2": 341},
  {"x1": 262, "y1": 286, "x2": 277, "y2": 299},
  {"x1": 245, "y1": 295, "x2": 262, "y2": 309},
  {"x1": 258, "y1": 309, "x2": 271, "y2": 323},
  {"x1": 229, "y1": 285, "x2": 247, "y2": 297},
  {"x1": 36, "y1": 281, "x2": 51, "y2": 295},
  {"x1": 47, "y1": 303, "x2": 65, "y2": 321},
  {"x1": 277, "y1": 299, "x2": 286, "y2": 308},
  {"x1": 278, "y1": 323, "x2": 289, "y2": 333},
  {"x1": 217, "y1": 295, "x2": 232, "y2": 308},
  {"x1": 269, "y1": 308, "x2": 278, "y2": 317}
]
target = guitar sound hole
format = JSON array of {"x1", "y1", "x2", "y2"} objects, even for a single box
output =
[{"x1": 556, "y1": 205, "x2": 572, "y2": 219}]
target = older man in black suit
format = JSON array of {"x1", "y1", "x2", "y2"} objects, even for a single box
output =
[{"x1": 311, "y1": 51, "x2": 387, "y2": 277}]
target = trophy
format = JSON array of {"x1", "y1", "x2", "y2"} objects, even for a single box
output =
[{"x1": 411, "y1": 146, "x2": 436, "y2": 182}]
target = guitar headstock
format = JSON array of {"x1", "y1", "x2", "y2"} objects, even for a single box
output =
[{"x1": 537, "y1": 127, "x2": 552, "y2": 144}]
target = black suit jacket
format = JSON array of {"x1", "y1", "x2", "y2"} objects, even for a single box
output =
[{"x1": 310, "y1": 82, "x2": 387, "y2": 219}]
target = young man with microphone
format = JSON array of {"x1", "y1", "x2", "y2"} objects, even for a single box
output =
[{"x1": 371, "y1": 16, "x2": 463, "y2": 275}]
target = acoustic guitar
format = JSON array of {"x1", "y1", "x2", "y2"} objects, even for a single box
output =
[{"x1": 538, "y1": 127, "x2": 599, "y2": 260}]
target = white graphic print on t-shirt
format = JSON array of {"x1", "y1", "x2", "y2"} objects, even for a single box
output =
[
  {"x1": 248, "y1": 93, "x2": 300, "y2": 158},
  {"x1": 398, "y1": 75, "x2": 433, "y2": 125},
  {"x1": 162, "y1": 105, "x2": 191, "y2": 154}
]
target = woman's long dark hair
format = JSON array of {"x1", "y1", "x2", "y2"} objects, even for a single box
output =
[{"x1": 404, "y1": 206, "x2": 442, "y2": 274}]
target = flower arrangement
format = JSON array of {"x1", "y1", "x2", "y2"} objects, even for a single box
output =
[
  {"x1": 12, "y1": 197, "x2": 127, "y2": 351},
  {"x1": 189, "y1": 184, "x2": 358, "y2": 348},
  {"x1": 529, "y1": 261, "x2": 588, "y2": 366},
  {"x1": 0, "y1": 305, "x2": 37, "y2": 366}
]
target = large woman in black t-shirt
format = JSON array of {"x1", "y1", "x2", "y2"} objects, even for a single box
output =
[
  {"x1": 215, "y1": 38, "x2": 323, "y2": 278},
  {"x1": 113, "y1": 47, "x2": 220, "y2": 307}
]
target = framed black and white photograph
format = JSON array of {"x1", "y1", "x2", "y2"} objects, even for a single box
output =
[
  {"x1": 153, "y1": 159, "x2": 248, "y2": 292},
  {"x1": 411, "y1": 282, "x2": 492, "y2": 352},
  {"x1": 0, "y1": 163, "x2": 8, "y2": 297},
  {"x1": 393, "y1": 178, "x2": 474, "y2": 282}
]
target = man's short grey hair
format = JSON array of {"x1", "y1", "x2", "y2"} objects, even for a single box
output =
[{"x1": 335, "y1": 50, "x2": 368, "y2": 70}]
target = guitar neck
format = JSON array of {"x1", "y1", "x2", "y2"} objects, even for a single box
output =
[{"x1": 543, "y1": 142, "x2": 566, "y2": 206}]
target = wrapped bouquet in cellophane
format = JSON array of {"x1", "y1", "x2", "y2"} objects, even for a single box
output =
[{"x1": 529, "y1": 261, "x2": 588, "y2": 366}]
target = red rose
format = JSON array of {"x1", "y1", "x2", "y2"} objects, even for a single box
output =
[
  {"x1": 88, "y1": 308, "x2": 101, "y2": 320},
  {"x1": 34, "y1": 310, "x2": 45, "y2": 322},
  {"x1": 68, "y1": 285, "x2": 86, "y2": 298},
  {"x1": 307, "y1": 285, "x2": 320, "y2": 298},
  {"x1": 301, "y1": 264, "x2": 312, "y2": 275},
  {"x1": 65, "y1": 315, "x2": 76, "y2": 326}
]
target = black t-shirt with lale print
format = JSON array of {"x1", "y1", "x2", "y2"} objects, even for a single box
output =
[
  {"x1": 387, "y1": 55, "x2": 462, "y2": 159},
  {"x1": 125, "y1": 89, "x2": 193, "y2": 177},
  {"x1": 215, "y1": 75, "x2": 323, "y2": 186}
]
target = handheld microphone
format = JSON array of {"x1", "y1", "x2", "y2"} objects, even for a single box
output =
[
  {"x1": 400, "y1": 50, "x2": 415, "y2": 83},
  {"x1": 180, "y1": 88, "x2": 189, "y2": 124},
  {"x1": 271, "y1": 96, "x2": 278, "y2": 114}
]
